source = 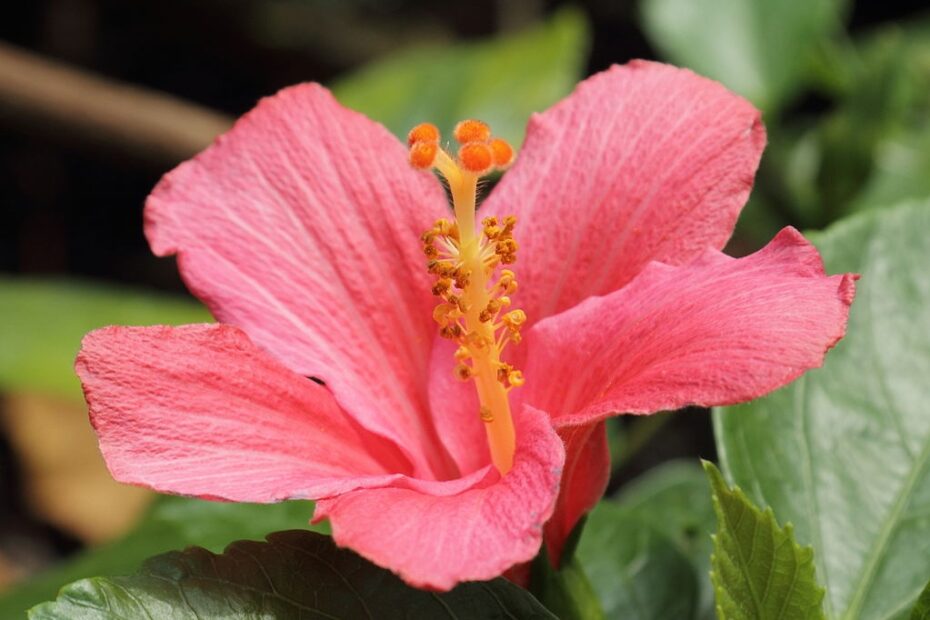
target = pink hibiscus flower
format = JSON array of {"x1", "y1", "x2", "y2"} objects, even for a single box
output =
[{"x1": 76, "y1": 60, "x2": 855, "y2": 590}]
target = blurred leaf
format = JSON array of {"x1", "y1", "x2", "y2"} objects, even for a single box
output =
[
  {"x1": 704, "y1": 461, "x2": 826, "y2": 619},
  {"x1": 29, "y1": 530, "x2": 556, "y2": 619},
  {"x1": 813, "y1": 30, "x2": 929, "y2": 221},
  {"x1": 1, "y1": 394, "x2": 150, "y2": 543},
  {"x1": 530, "y1": 540, "x2": 605, "y2": 620},
  {"x1": 715, "y1": 202, "x2": 930, "y2": 618},
  {"x1": 913, "y1": 579, "x2": 930, "y2": 620},
  {"x1": 851, "y1": 127, "x2": 930, "y2": 213},
  {"x1": 0, "y1": 497, "x2": 323, "y2": 616},
  {"x1": 577, "y1": 503, "x2": 698, "y2": 619},
  {"x1": 577, "y1": 461, "x2": 716, "y2": 620},
  {"x1": 330, "y1": 7, "x2": 589, "y2": 145},
  {"x1": 0, "y1": 277, "x2": 210, "y2": 400},
  {"x1": 639, "y1": 0, "x2": 847, "y2": 113},
  {"x1": 611, "y1": 461, "x2": 715, "y2": 573}
]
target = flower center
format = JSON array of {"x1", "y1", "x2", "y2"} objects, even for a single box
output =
[{"x1": 409, "y1": 120, "x2": 522, "y2": 475}]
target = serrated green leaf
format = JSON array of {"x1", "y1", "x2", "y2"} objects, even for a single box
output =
[
  {"x1": 912, "y1": 579, "x2": 930, "y2": 620},
  {"x1": 0, "y1": 497, "x2": 324, "y2": 617},
  {"x1": 639, "y1": 0, "x2": 847, "y2": 113},
  {"x1": 29, "y1": 530, "x2": 556, "y2": 619},
  {"x1": 330, "y1": 8, "x2": 589, "y2": 146},
  {"x1": 0, "y1": 277, "x2": 210, "y2": 400},
  {"x1": 714, "y1": 202, "x2": 930, "y2": 619},
  {"x1": 704, "y1": 461, "x2": 826, "y2": 620}
]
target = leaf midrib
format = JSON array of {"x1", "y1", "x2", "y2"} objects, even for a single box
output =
[{"x1": 841, "y1": 434, "x2": 930, "y2": 619}]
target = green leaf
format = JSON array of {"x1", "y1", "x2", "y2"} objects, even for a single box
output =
[
  {"x1": 330, "y1": 8, "x2": 589, "y2": 146},
  {"x1": 576, "y1": 461, "x2": 716, "y2": 620},
  {"x1": 850, "y1": 126, "x2": 930, "y2": 215},
  {"x1": 0, "y1": 496, "x2": 324, "y2": 617},
  {"x1": 639, "y1": 0, "x2": 847, "y2": 113},
  {"x1": 912, "y1": 579, "x2": 930, "y2": 620},
  {"x1": 29, "y1": 530, "x2": 556, "y2": 619},
  {"x1": 614, "y1": 461, "x2": 718, "y2": 619},
  {"x1": 812, "y1": 29, "x2": 930, "y2": 221},
  {"x1": 0, "y1": 277, "x2": 210, "y2": 400},
  {"x1": 714, "y1": 202, "x2": 930, "y2": 618},
  {"x1": 577, "y1": 503, "x2": 698, "y2": 619},
  {"x1": 530, "y1": 535, "x2": 606, "y2": 620},
  {"x1": 704, "y1": 461, "x2": 826, "y2": 620}
]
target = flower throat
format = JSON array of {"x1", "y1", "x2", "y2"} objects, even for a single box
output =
[{"x1": 409, "y1": 120, "x2": 523, "y2": 475}]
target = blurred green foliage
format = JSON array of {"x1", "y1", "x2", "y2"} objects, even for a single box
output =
[
  {"x1": 0, "y1": 278, "x2": 209, "y2": 400},
  {"x1": 331, "y1": 7, "x2": 589, "y2": 146},
  {"x1": 640, "y1": 0, "x2": 849, "y2": 114}
]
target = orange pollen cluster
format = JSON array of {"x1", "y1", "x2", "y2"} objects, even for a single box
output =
[
  {"x1": 421, "y1": 216, "x2": 526, "y2": 391},
  {"x1": 407, "y1": 120, "x2": 514, "y2": 175}
]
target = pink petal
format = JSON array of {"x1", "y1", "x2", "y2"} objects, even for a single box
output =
[
  {"x1": 313, "y1": 405, "x2": 565, "y2": 590},
  {"x1": 481, "y1": 60, "x2": 765, "y2": 321},
  {"x1": 523, "y1": 228, "x2": 857, "y2": 427},
  {"x1": 543, "y1": 422, "x2": 610, "y2": 566},
  {"x1": 76, "y1": 324, "x2": 414, "y2": 501},
  {"x1": 145, "y1": 84, "x2": 454, "y2": 478},
  {"x1": 426, "y1": 338, "x2": 489, "y2": 476}
]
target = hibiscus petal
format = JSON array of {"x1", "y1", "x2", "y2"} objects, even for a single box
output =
[
  {"x1": 145, "y1": 84, "x2": 454, "y2": 478},
  {"x1": 481, "y1": 60, "x2": 765, "y2": 321},
  {"x1": 543, "y1": 422, "x2": 610, "y2": 566},
  {"x1": 313, "y1": 405, "x2": 565, "y2": 590},
  {"x1": 76, "y1": 324, "x2": 414, "y2": 501},
  {"x1": 523, "y1": 228, "x2": 857, "y2": 427},
  {"x1": 427, "y1": 338, "x2": 489, "y2": 476}
]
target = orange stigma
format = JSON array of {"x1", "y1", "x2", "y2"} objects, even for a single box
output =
[{"x1": 408, "y1": 120, "x2": 521, "y2": 475}]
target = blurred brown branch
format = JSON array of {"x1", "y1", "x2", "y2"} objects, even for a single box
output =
[{"x1": 0, "y1": 40, "x2": 232, "y2": 164}]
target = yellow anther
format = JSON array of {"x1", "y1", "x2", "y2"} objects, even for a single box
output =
[
  {"x1": 498, "y1": 296, "x2": 511, "y2": 307},
  {"x1": 448, "y1": 294, "x2": 466, "y2": 313},
  {"x1": 503, "y1": 309, "x2": 526, "y2": 329},
  {"x1": 454, "y1": 268, "x2": 471, "y2": 289},
  {"x1": 507, "y1": 370, "x2": 525, "y2": 387},
  {"x1": 454, "y1": 346, "x2": 471, "y2": 360},
  {"x1": 440, "y1": 324, "x2": 463, "y2": 339},
  {"x1": 423, "y1": 244, "x2": 439, "y2": 258},
  {"x1": 497, "y1": 239, "x2": 518, "y2": 255},
  {"x1": 435, "y1": 218, "x2": 456, "y2": 237},
  {"x1": 478, "y1": 299, "x2": 502, "y2": 322},
  {"x1": 454, "y1": 364, "x2": 473, "y2": 381},
  {"x1": 432, "y1": 278, "x2": 452, "y2": 296},
  {"x1": 432, "y1": 303, "x2": 458, "y2": 324}
]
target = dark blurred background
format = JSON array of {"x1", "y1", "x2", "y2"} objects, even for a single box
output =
[{"x1": 2, "y1": 0, "x2": 928, "y2": 596}]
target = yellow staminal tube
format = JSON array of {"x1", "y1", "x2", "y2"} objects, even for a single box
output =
[{"x1": 410, "y1": 120, "x2": 521, "y2": 474}]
